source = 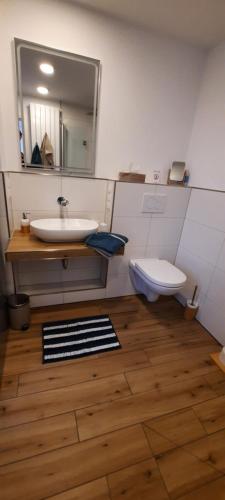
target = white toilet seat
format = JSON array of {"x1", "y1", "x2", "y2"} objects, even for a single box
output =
[{"x1": 130, "y1": 258, "x2": 186, "y2": 288}]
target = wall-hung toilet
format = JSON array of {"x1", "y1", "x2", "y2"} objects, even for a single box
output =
[{"x1": 129, "y1": 258, "x2": 187, "y2": 302}]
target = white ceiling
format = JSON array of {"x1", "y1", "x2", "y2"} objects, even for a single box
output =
[
  {"x1": 20, "y1": 46, "x2": 96, "y2": 108},
  {"x1": 73, "y1": 0, "x2": 225, "y2": 49}
]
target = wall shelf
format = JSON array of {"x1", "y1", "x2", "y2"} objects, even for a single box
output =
[{"x1": 5, "y1": 231, "x2": 124, "y2": 262}]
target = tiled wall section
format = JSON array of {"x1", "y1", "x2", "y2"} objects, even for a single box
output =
[
  {"x1": 4, "y1": 174, "x2": 191, "y2": 305},
  {"x1": 3, "y1": 173, "x2": 225, "y2": 345},
  {"x1": 0, "y1": 174, "x2": 14, "y2": 295},
  {"x1": 5, "y1": 173, "x2": 113, "y2": 231},
  {"x1": 5, "y1": 172, "x2": 114, "y2": 303},
  {"x1": 175, "y1": 189, "x2": 225, "y2": 345},
  {"x1": 106, "y1": 183, "x2": 191, "y2": 298}
]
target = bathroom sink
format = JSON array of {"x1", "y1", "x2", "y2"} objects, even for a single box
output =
[{"x1": 30, "y1": 218, "x2": 99, "y2": 242}]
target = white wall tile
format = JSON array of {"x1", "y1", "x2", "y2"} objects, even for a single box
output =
[
  {"x1": 67, "y1": 256, "x2": 101, "y2": 270},
  {"x1": 176, "y1": 188, "x2": 225, "y2": 346},
  {"x1": 63, "y1": 288, "x2": 106, "y2": 304},
  {"x1": 106, "y1": 272, "x2": 136, "y2": 298},
  {"x1": 186, "y1": 189, "x2": 225, "y2": 231},
  {"x1": 12, "y1": 209, "x2": 106, "y2": 230},
  {"x1": 113, "y1": 182, "x2": 156, "y2": 217},
  {"x1": 207, "y1": 268, "x2": 225, "y2": 307},
  {"x1": 176, "y1": 246, "x2": 214, "y2": 299},
  {"x1": 62, "y1": 266, "x2": 101, "y2": 282},
  {"x1": 107, "y1": 245, "x2": 146, "y2": 277},
  {"x1": 9, "y1": 173, "x2": 61, "y2": 212},
  {"x1": 30, "y1": 293, "x2": 64, "y2": 308},
  {"x1": 180, "y1": 219, "x2": 224, "y2": 265},
  {"x1": 197, "y1": 296, "x2": 225, "y2": 346},
  {"x1": 3, "y1": 173, "x2": 14, "y2": 233},
  {"x1": 61, "y1": 210, "x2": 106, "y2": 226},
  {"x1": 216, "y1": 239, "x2": 225, "y2": 271},
  {"x1": 153, "y1": 185, "x2": 191, "y2": 218},
  {"x1": 147, "y1": 218, "x2": 184, "y2": 247},
  {"x1": 0, "y1": 174, "x2": 6, "y2": 217},
  {"x1": 112, "y1": 216, "x2": 150, "y2": 247},
  {"x1": 17, "y1": 259, "x2": 61, "y2": 274},
  {"x1": 145, "y1": 244, "x2": 179, "y2": 263},
  {"x1": 105, "y1": 180, "x2": 115, "y2": 230},
  {"x1": 62, "y1": 177, "x2": 107, "y2": 213},
  {"x1": 12, "y1": 210, "x2": 60, "y2": 229},
  {"x1": 18, "y1": 270, "x2": 61, "y2": 286},
  {"x1": 0, "y1": 215, "x2": 9, "y2": 253}
]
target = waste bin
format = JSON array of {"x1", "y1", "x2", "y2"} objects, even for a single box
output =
[{"x1": 8, "y1": 294, "x2": 30, "y2": 330}]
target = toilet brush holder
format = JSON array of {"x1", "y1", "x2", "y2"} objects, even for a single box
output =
[{"x1": 184, "y1": 299, "x2": 199, "y2": 321}]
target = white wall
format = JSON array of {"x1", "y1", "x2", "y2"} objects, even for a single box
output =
[
  {"x1": 187, "y1": 43, "x2": 225, "y2": 190},
  {"x1": 176, "y1": 189, "x2": 225, "y2": 345},
  {"x1": 0, "y1": 0, "x2": 205, "y2": 181}
]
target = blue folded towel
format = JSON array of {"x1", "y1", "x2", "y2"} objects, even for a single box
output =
[{"x1": 85, "y1": 232, "x2": 128, "y2": 258}]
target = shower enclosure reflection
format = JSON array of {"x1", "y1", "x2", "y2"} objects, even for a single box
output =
[{"x1": 15, "y1": 39, "x2": 100, "y2": 176}]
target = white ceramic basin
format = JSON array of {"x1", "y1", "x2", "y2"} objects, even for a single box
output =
[{"x1": 30, "y1": 218, "x2": 99, "y2": 242}]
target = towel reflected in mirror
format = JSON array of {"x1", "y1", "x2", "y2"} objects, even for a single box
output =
[{"x1": 40, "y1": 133, "x2": 54, "y2": 167}]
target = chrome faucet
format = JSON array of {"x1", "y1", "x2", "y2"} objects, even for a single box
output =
[
  {"x1": 57, "y1": 196, "x2": 69, "y2": 207},
  {"x1": 57, "y1": 196, "x2": 69, "y2": 219}
]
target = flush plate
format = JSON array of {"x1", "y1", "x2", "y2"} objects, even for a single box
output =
[{"x1": 142, "y1": 194, "x2": 167, "y2": 213}]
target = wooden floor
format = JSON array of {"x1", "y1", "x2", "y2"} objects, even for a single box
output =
[{"x1": 1, "y1": 294, "x2": 225, "y2": 500}]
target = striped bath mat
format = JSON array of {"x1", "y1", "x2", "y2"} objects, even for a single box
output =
[{"x1": 42, "y1": 314, "x2": 121, "y2": 364}]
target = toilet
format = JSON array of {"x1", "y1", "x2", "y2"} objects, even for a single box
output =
[{"x1": 129, "y1": 258, "x2": 187, "y2": 302}]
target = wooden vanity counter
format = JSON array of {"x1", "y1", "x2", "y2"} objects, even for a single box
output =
[{"x1": 5, "y1": 231, "x2": 124, "y2": 262}]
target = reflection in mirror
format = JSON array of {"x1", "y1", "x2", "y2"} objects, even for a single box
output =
[
  {"x1": 15, "y1": 39, "x2": 100, "y2": 176},
  {"x1": 167, "y1": 161, "x2": 186, "y2": 184}
]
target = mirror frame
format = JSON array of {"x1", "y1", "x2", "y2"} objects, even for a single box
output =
[{"x1": 14, "y1": 38, "x2": 101, "y2": 177}]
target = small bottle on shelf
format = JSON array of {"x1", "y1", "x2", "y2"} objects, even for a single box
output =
[{"x1": 20, "y1": 212, "x2": 30, "y2": 234}]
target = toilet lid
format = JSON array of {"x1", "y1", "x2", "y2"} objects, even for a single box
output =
[{"x1": 133, "y1": 259, "x2": 186, "y2": 288}]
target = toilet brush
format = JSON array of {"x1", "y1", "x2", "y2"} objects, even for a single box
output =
[
  {"x1": 184, "y1": 285, "x2": 199, "y2": 320},
  {"x1": 191, "y1": 285, "x2": 198, "y2": 306}
]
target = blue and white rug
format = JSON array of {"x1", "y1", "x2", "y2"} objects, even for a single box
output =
[{"x1": 42, "y1": 314, "x2": 121, "y2": 364}]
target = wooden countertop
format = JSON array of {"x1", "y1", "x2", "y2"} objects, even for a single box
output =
[{"x1": 5, "y1": 231, "x2": 124, "y2": 262}]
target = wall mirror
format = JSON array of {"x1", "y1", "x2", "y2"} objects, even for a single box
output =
[
  {"x1": 167, "y1": 161, "x2": 186, "y2": 184},
  {"x1": 15, "y1": 39, "x2": 100, "y2": 176}
]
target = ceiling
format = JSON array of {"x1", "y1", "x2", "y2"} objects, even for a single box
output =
[
  {"x1": 20, "y1": 46, "x2": 96, "y2": 108},
  {"x1": 73, "y1": 0, "x2": 225, "y2": 49}
]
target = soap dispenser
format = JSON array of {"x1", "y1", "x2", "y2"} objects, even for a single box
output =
[{"x1": 20, "y1": 212, "x2": 30, "y2": 234}]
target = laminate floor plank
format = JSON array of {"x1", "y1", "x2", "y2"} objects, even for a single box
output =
[
  {"x1": 144, "y1": 408, "x2": 206, "y2": 447},
  {"x1": 46, "y1": 477, "x2": 110, "y2": 500},
  {"x1": 194, "y1": 395, "x2": 225, "y2": 434},
  {"x1": 157, "y1": 446, "x2": 221, "y2": 499},
  {"x1": 107, "y1": 458, "x2": 169, "y2": 499},
  {"x1": 204, "y1": 369, "x2": 225, "y2": 396},
  {"x1": 145, "y1": 341, "x2": 217, "y2": 366},
  {"x1": 18, "y1": 350, "x2": 149, "y2": 396},
  {"x1": 143, "y1": 425, "x2": 176, "y2": 455},
  {"x1": 185, "y1": 428, "x2": 225, "y2": 473},
  {"x1": 0, "y1": 374, "x2": 130, "y2": 429},
  {"x1": 176, "y1": 476, "x2": 225, "y2": 500},
  {"x1": 0, "y1": 375, "x2": 18, "y2": 400},
  {"x1": 0, "y1": 413, "x2": 78, "y2": 466},
  {"x1": 76, "y1": 376, "x2": 216, "y2": 441},
  {"x1": 126, "y1": 354, "x2": 217, "y2": 394},
  {"x1": 0, "y1": 425, "x2": 151, "y2": 500}
]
